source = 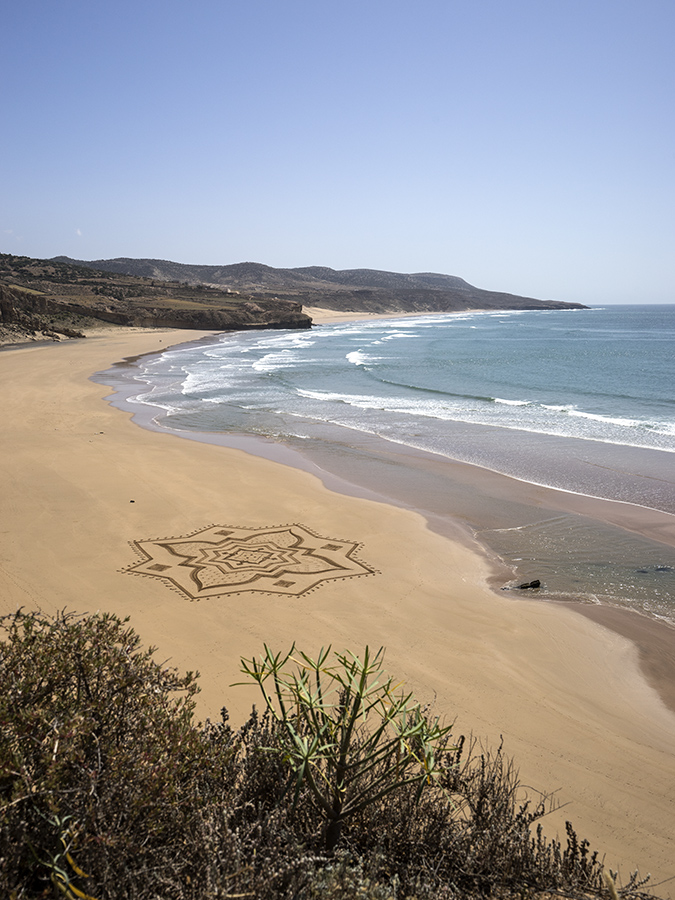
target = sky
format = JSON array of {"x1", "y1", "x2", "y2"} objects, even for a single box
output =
[{"x1": 2, "y1": 0, "x2": 674, "y2": 304}]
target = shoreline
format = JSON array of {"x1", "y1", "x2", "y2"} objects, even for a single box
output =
[
  {"x1": 573, "y1": 603, "x2": 675, "y2": 714},
  {"x1": 111, "y1": 388, "x2": 675, "y2": 718},
  {"x1": 97, "y1": 319, "x2": 675, "y2": 714},
  {"x1": 1, "y1": 325, "x2": 675, "y2": 885}
]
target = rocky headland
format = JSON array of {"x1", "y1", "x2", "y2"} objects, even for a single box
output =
[{"x1": 0, "y1": 253, "x2": 586, "y2": 344}]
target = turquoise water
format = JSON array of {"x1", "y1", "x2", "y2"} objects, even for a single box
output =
[{"x1": 99, "y1": 305, "x2": 675, "y2": 622}]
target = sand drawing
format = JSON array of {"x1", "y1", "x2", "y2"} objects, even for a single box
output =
[{"x1": 124, "y1": 523, "x2": 376, "y2": 600}]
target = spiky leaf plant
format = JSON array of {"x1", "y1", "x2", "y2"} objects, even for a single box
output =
[{"x1": 238, "y1": 644, "x2": 454, "y2": 850}]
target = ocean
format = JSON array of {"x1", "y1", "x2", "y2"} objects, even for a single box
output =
[{"x1": 98, "y1": 304, "x2": 675, "y2": 624}]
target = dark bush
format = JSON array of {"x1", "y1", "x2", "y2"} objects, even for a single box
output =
[
  {"x1": 0, "y1": 609, "x2": 658, "y2": 899},
  {"x1": 0, "y1": 608, "x2": 212, "y2": 897}
]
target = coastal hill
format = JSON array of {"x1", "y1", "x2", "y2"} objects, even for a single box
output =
[
  {"x1": 0, "y1": 254, "x2": 311, "y2": 343},
  {"x1": 0, "y1": 252, "x2": 586, "y2": 344},
  {"x1": 56, "y1": 255, "x2": 587, "y2": 315}
]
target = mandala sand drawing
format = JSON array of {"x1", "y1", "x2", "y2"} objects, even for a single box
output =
[{"x1": 124, "y1": 524, "x2": 377, "y2": 600}]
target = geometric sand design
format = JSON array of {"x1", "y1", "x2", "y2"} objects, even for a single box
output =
[{"x1": 124, "y1": 523, "x2": 376, "y2": 600}]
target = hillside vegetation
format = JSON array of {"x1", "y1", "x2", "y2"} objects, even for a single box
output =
[{"x1": 57, "y1": 255, "x2": 588, "y2": 314}]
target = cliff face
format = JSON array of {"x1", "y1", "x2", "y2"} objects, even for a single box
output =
[
  {"x1": 0, "y1": 284, "x2": 90, "y2": 342},
  {"x1": 56, "y1": 296, "x2": 311, "y2": 330}
]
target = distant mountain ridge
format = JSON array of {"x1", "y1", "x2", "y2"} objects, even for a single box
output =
[
  {"x1": 53, "y1": 257, "x2": 475, "y2": 292},
  {"x1": 53, "y1": 257, "x2": 586, "y2": 313}
]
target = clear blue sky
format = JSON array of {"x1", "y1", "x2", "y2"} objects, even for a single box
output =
[{"x1": 2, "y1": 0, "x2": 673, "y2": 304}]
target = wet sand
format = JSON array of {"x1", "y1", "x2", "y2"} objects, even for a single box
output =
[
  {"x1": 576, "y1": 604, "x2": 675, "y2": 714},
  {"x1": 1, "y1": 325, "x2": 674, "y2": 888}
]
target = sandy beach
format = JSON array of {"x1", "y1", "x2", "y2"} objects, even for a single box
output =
[{"x1": 1, "y1": 325, "x2": 675, "y2": 889}]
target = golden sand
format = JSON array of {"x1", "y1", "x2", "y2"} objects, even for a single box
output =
[{"x1": 1, "y1": 326, "x2": 674, "y2": 888}]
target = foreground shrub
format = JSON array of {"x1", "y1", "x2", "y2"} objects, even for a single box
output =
[
  {"x1": 238, "y1": 644, "x2": 454, "y2": 849},
  {"x1": 0, "y1": 609, "x2": 658, "y2": 899},
  {"x1": 0, "y1": 608, "x2": 210, "y2": 898}
]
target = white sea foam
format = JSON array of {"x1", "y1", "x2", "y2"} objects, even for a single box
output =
[
  {"x1": 296, "y1": 388, "x2": 389, "y2": 408},
  {"x1": 346, "y1": 350, "x2": 386, "y2": 366},
  {"x1": 382, "y1": 332, "x2": 416, "y2": 341},
  {"x1": 181, "y1": 364, "x2": 248, "y2": 394},
  {"x1": 494, "y1": 397, "x2": 531, "y2": 406},
  {"x1": 346, "y1": 351, "x2": 367, "y2": 366},
  {"x1": 567, "y1": 409, "x2": 643, "y2": 428},
  {"x1": 252, "y1": 351, "x2": 301, "y2": 372},
  {"x1": 316, "y1": 326, "x2": 375, "y2": 337}
]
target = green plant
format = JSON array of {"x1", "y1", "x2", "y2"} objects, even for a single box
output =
[
  {"x1": 25, "y1": 812, "x2": 98, "y2": 900},
  {"x1": 238, "y1": 644, "x2": 454, "y2": 850}
]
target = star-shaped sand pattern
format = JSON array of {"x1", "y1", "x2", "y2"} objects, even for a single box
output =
[{"x1": 125, "y1": 524, "x2": 376, "y2": 600}]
